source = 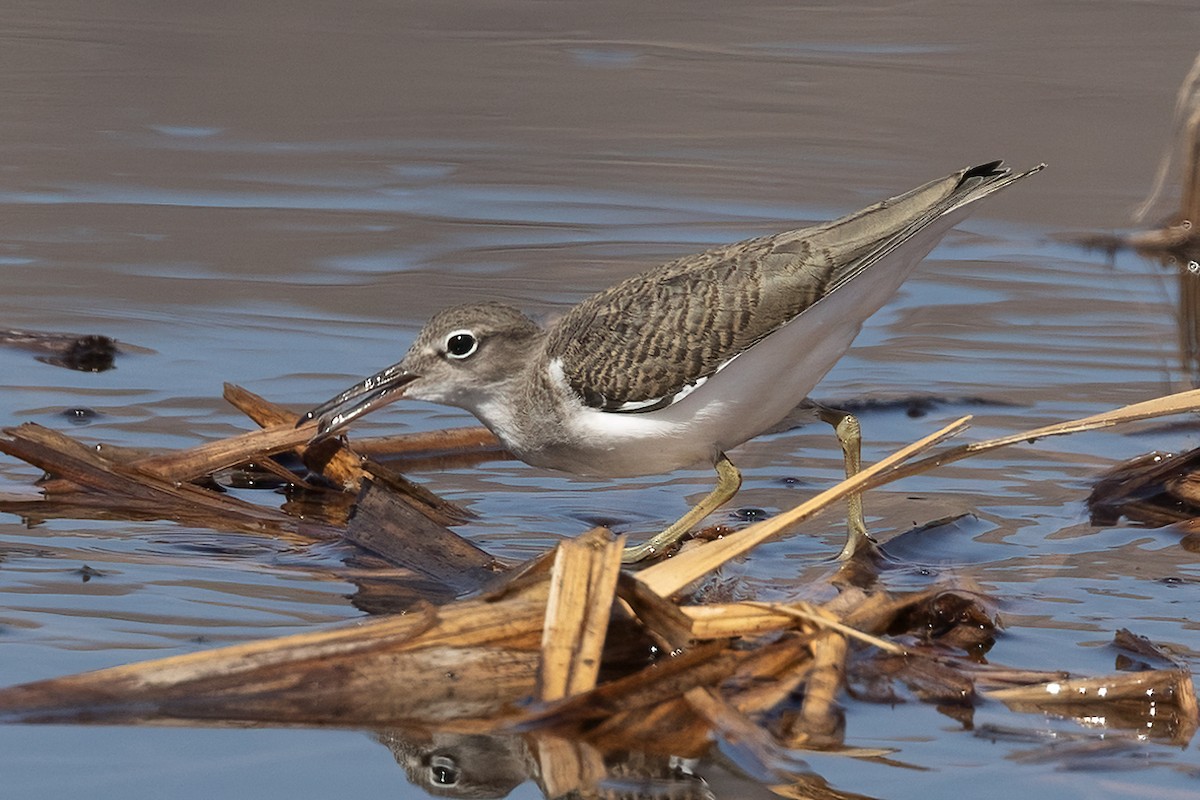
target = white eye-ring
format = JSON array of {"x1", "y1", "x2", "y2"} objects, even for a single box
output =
[{"x1": 444, "y1": 329, "x2": 479, "y2": 360}]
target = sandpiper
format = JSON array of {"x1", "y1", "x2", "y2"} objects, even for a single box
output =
[{"x1": 302, "y1": 161, "x2": 1042, "y2": 562}]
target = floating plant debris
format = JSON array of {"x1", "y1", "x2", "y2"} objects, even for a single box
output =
[{"x1": 0, "y1": 384, "x2": 1199, "y2": 795}]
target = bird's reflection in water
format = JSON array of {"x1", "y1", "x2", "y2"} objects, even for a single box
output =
[
  {"x1": 376, "y1": 730, "x2": 532, "y2": 798},
  {"x1": 371, "y1": 729, "x2": 766, "y2": 799}
]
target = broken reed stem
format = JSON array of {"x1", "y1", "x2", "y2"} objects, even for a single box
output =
[
  {"x1": 539, "y1": 530, "x2": 626, "y2": 701},
  {"x1": 638, "y1": 387, "x2": 1200, "y2": 599},
  {"x1": 868, "y1": 387, "x2": 1200, "y2": 491},
  {"x1": 1184, "y1": 102, "x2": 1200, "y2": 229},
  {"x1": 1133, "y1": 50, "x2": 1200, "y2": 224},
  {"x1": 636, "y1": 416, "x2": 972, "y2": 597},
  {"x1": 132, "y1": 423, "x2": 312, "y2": 482},
  {"x1": 742, "y1": 602, "x2": 907, "y2": 655},
  {"x1": 792, "y1": 630, "x2": 847, "y2": 743},
  {"x1": 986, "y1": 669, "x2": 1199, "y2": 713}
]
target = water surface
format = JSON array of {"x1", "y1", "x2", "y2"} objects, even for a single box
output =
[{"x1": 2, "y1": 1, "x2": 1200, "y2": 797}]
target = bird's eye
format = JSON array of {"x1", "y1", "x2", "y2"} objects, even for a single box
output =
[
  {"x1": 444, "y1": 330, "x2": 478, "y2": 359},
  {"x1": 429, "y1": 755, "x2": 460, "y2": 786}
]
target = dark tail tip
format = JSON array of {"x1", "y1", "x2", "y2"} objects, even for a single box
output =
[{"x1": 962, "y1": 160, "x2": 1007, "y2": 182}]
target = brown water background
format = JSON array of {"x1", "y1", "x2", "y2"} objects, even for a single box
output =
[{"x1": 2, "y1": 1, "x2": 1200, "y2": 797}]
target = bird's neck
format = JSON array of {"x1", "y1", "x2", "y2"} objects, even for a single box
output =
[{"x1": 462, "y1": 351, "x2": 576, "y2": 465}]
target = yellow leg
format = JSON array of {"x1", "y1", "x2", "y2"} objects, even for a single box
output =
[
  {"x1": 622, "y1": 453, "x2": 742, "y2": 564},
  {"x1": 815, "y1": 405, "x2": 874, "y2": 559}
]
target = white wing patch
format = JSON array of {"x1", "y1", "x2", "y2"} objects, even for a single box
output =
[{"x1": 551, "y1": 354, "x2": 749, "y2": 415}]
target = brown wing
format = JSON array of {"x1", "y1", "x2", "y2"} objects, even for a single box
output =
[
  {"x1": 545, "y1": 161, "x2": 1031, "y2": 409},
  {"x1": 545, "y1": 235, "x2": 835, "y2": 409}
]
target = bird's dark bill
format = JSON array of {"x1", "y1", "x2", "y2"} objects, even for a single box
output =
[{"x1": 300, "y1": 363, "x2": 418, "y2": 441}]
